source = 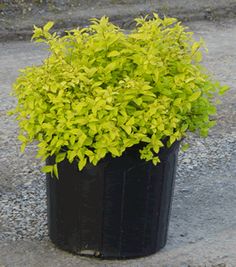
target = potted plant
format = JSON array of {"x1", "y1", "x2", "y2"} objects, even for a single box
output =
[{"x1": 10, "y1": 14, "x2": 228, "y2": 259}]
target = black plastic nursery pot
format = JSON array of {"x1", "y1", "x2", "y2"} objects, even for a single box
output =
[{"x1": 46, "y1": 141, "x2": 180, "y2": 259}]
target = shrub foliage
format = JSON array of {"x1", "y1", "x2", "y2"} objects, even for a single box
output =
[{"x1": 11, "y1": 15, "x2": 228, "y2": 175}]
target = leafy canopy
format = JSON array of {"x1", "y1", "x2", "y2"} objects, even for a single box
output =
[{"x1": 11, "y1": 15, "x2": 229, "y2": 176}]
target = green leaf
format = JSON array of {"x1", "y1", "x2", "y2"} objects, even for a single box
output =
[
  {"x1": 70, "y1": 135, "x2": 76, "y2": 146},
  {"x1": 108, "y1": 147, "x2": 120, "y2": 156},
  {"x1": 191, "y1": 42, "x2": 200, "y2": 55},
  {"x1": 78, "y1": 157, "x2": 87, "y2": 170},
  {"x1": 55, "y1": 152, "x2": 67, "y2": 163},
  {"x1": 153, "y1": 146, "x2": 160, "y2": 154},
  {"x1": 122, "y1": 125, "x2": 132, "y2": 135},
  {"x1": 42, "y1": 165, "x2": 54, "y2": 173},
  {"x1": 154, "y1": 71, "x2": 159, "y2": 83},
  {"x1": 189, "y1": 91, "x2": 201, "y2": 102},
  {"x1": 97, "y1": 148, "x2": 107, "y2": 158},
  {"x1": 169, "y1": 135, "x2": 176, "y2": 145},
  {"x1": 51, "y1": 136, "x2": 58, "y2": 146},
  {"x1": 78, "y1": 133, "x2": 87, "y2": 147},
  {"x1": 194, "y1": 51, "x2": 202, "y2": 62},
  {"x1": 133, "y1": 98, "x2": 142, "y2": 106},
  {"x1": 152, "y1": 156, "x2": 160, "y2": 165},
  {"x1": 32, "y1": 25, "x2": 43, "y2": 40},
  {"x1": 174, "y1": 98, "x2": 182, "y2": 107},
  {"x1": 219, "y1": 85, "x2": 229, "y2": 95},
  {"x1": 157, "y1": 123, "x2": 164, "y2": 131},
  {"x1": 20, "y1": 143, "x2": 27, "y2": 153},
  {"x1": 18, "y1": 135, "x2": 27, "y2": 143},
  {"x1": 67, "y1": 150, "x2": 77, "y2": 163},
  {"x1": 43, "y1": 21, "x2": 54, "y2": 32},
  {"x1": 181, "y1": 143, "x2": 190, "y2": 152},
  {"x1": 105, "y1": 61, "x2": 118, "y2": 72},
  {"x1": 107, "y1": 51, "x2": 120, "y2": 57},
  {"x1": 181, "y1": 124, "x2": 188, "y2": 132},
  {"x1": 200, "y1": 128, "x2": 209, "y2": 137},
  {"x1": 126, "y1": 117, "x2": 135, "y2": 126},
  {"x1": 208, "y1": 120, "x2": 216, "y2": 128},
  {"x1": 53, "y1": 164, "x2": 59, "y2": 179}
]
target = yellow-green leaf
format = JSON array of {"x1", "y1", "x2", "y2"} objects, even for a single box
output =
[
  {"x1": 107, "y1": 51, "x2": 120, "y2": 57},
  {"x1": 219, "y1": 85, "x2": 229, "y2": 95},
  {"x1": 181, "y1": 143, "x2": 190, "y2": 152},
  {"x1": 152, "y1": 156, "x2": 160, "y2": 165},
  {"x1": 20, "y1": 143, "x2": 27, "y2": 153},
  {"x1": 108, "y1": 147, "x2": 120, "y2": 156},
  {"x1": 42, "y1": 165, "x2": 54, "y2": 173},
  {"x1": 189, "y1": 91, "x2": 201, "y2": 102},
  {"x1": 78, "y1": 157, "x2": 87, "y2": 170},
  {"x1": 122, "y1": 125, "x2": 132, "y2": 135},
  {"x1": 191, "y1": 42, "x2": 200, "y2": 55},
  {"x1": 55, "y1": 152, "x2": 67, "y2": 163},
  {"x1": 43, "y1": 21, "x2": 54, "y2": 32},
  {"x1": 18, "y1": 135, "x2": 27, "y2": 143},
  {"x1": 53, "y1": 164, "x2": 59, "y2": 179}
]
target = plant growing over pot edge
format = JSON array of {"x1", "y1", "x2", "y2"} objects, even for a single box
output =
[{"x1": 10, "y1": 14, "x2": 229, "y2": 177}]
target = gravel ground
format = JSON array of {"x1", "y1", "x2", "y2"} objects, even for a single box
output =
[
  {"x1": 0, "y1": 135, "x2": 235, "y2": 244},
  {"x1": 0, "y1": 19, "x2": 236, "y2": 266}
]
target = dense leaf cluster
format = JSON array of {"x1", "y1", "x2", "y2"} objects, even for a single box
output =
[{"x1": 11, "y1": 15, "x2": 228, "y2": 175}]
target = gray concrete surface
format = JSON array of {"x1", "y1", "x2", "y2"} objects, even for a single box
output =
[
  {"x1": 0, "y1": 17, "x2": 236, "y2": 267},
  {"x1": 1, "y1": 0, "x2": 236, "y2": 41}
]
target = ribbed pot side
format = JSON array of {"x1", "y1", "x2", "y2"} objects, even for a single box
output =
[{"x1": 46, "y1": 141, "x2": 180, "y2": 259}]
